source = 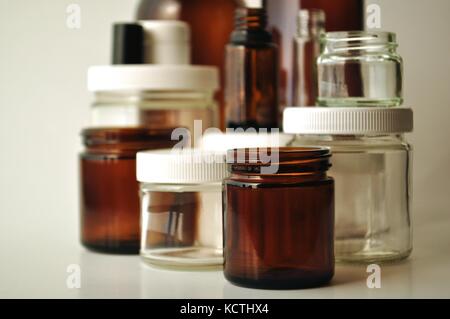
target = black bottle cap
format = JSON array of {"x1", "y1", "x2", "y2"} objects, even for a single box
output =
[{"x1": 112, "y1": 23, "x2": 144, "y2": 64}]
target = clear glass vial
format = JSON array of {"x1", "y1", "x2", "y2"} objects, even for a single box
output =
[
  {"x1": 292, "y1": 9, "x2": 325, "y2": 106},
  {"x1": 317, "y1": 31, "x2": 403, "y2": 107},
  {"x1": 284, "y1": 107, "x2": 413, "y2": 263},
  {"x1": 224, "y1": 147, "x2": 334, "y2": 289},
  {"x1": 137, "y1": 149, "x2": 228, "y2": 268}
]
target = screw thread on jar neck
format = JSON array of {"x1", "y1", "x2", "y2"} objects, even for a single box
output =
[
  {"x1": 323, "y1": 31, "x2": 398, "y2": 53},
  {"x1": 227, "y1": 147, "x2": 331, "y2": 177},
  {"x1": 82, "y1": 127, "x2": 176, "y2": 155},
  {"x1": 234, "y1": 7, "x2": 268, "y2": 30}
]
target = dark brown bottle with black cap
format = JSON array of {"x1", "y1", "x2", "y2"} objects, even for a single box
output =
[{"x1": 225, "y1": 7, "x2": 279, "y2": 130}]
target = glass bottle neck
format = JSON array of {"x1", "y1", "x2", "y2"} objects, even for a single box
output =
[
  {"x1": 297, "y1": 9, "x2": 325, "y2": 39},
  {"x1": 230, "y1": 7, "x2": 273, "y2": 45},
  {"x1": 323, "y1": 31, "x2": 398, "y2": 54},
  {"x1": 234, "y1": 7, "x2": 267, "y2": 30}
]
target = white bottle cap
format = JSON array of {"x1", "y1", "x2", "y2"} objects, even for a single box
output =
[
  {"x1": 244, "y1": 0, "x2": 264, "y2": 8},
  {"x1": 199, "y1": 132, "x2": 292, "y2": 152},
  {"x1": 283, "y1": 107, "x2": 414, "y2": 134},
  {"x1": 137, "y1": 149, "x2": 229, "y2": 184},
  {"x1": 140, "y1": 20, "x2": 190, "y2": 64}
]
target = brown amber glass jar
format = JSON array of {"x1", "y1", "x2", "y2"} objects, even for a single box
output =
[
  {"x1": 80, "y1": 128, "x2": 176, "y2": 254},
  {"x1": 224, "y1": 147, "x2": 334, "y2": 289}
]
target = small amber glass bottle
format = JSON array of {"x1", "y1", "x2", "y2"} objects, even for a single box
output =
[
  {"x1": 80, "y1": 128, "x2": 176, "y2": 254},
  {"x1": 224, "y1": 147, "x2": 334, "y2": 289},
  {"x1": 225, "y1": 7, "x2": 279, "y2": 130}
]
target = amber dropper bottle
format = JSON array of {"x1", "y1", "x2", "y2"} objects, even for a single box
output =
[{"x1": 225, "y1": 7, "x2": 279, "y2": 130}]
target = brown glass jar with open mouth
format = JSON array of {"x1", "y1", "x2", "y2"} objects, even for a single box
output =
[
  {"x1": 223, "y1": 147, "x2": 334, "y2": 289},
  {"x1": 80, "y1": 127, "x2": 177, "y2": 254}
]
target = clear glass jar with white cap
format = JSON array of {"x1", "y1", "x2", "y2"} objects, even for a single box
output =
[
  {"x1": 284, "y1": 107, "x2": 413, "y2": 263},
  {"x1": 137, "y1": 149, "x2": 228, "y2": 268},
  {"x1": 88, "y1": 21, "x2": 219, "y2": 134}
]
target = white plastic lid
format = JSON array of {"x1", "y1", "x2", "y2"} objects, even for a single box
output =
[
  {"x1": 140, "y1": 20, "x2": 190, "y2": 64},
  {"x1": 283, "y1": 107, "x2": 413, "y2": 134},
  {"x1": 199, "y1": 132, "x2": 292, "y2": 152},
  {"x1": 88, "y1": 65, "x2": 219, "y2": 92},
  {"x1": 244, "y1": 0, "x2": 264, "y2": 8},
  {"x1": 136, "y1": 149, "x2": 229, "y2": 184}
]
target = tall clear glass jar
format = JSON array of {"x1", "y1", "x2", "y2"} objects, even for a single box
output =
[
  {"x1": 88, "y1": 65, "x2": 219, "y2": 134},
  {"x1": 317, "y1": 31, "x2": 403, "y2": 107},
  {"x1": 284, "y1": 107, "x2": 413, "y2": 263}
]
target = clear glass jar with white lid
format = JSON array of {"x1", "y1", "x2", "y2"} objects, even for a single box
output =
[
  {"x1": 283, "y1": 107, "x2": 413, "y2": 263},
  {"x1": 318, "y1": 31, "x2": 403, "y2": 107},
  {"x1": 136, "y1": 149, "x2": 228, "y2": 269},
  {"x1": 87, "y1": 65, "x2": 219, "y2": 134}
]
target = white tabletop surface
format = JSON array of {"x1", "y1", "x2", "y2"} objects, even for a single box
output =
[{"x1": 1, "y1": 207, "x2": 449, "y2": 299}]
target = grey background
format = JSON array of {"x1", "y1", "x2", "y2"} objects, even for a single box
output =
[
  {"x1": 0, "y1": 0, "x2": 140, "y2": 251},
  {"x1": 0, "y1": 0, "x2": 449, "y2": 297}
]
